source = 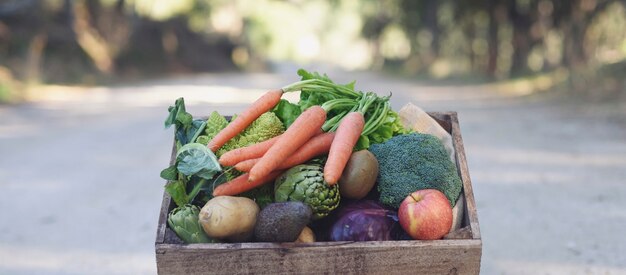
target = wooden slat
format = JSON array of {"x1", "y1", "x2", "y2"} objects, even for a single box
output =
[
  {"x1": 448, "y1": 112, "x2": 481, "y2": 240},
  {"x1": 156, "y1": 240, "x2": 481, "y2": 275},
  {"x1": 155, "y1": 140, "x2": 178, "y2": 245}
]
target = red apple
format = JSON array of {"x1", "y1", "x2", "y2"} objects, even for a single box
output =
[{"x1": 398, "y1": 189, "x2": 452, "y2": 240}]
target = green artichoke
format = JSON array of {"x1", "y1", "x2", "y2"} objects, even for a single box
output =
[
  {"x1": 167, "y1": 204, "x2": 213, "y2": 244},
  {"x1": 274, "y1": 164, "x2": 340, "y2": 219}
]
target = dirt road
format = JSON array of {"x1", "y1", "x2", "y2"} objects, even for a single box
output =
[{"x1": 1, "y1": 71, "x2": 625, "y2": 274}]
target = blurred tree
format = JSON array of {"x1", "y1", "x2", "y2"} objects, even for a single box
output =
[{"x1": 0, "y1": 0, "x2": 624, "y2": 94}]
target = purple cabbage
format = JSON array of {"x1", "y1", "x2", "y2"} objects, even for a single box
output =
[{"x1": 329, "y1": 200, "x2": 401, "y2": 241}]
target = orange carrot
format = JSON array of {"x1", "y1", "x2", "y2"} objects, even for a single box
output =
[
  {"x1": 235, "y1": 132, "x2": 336, "y2": 172},
  {"x1": 248, "y1": 106, "x2": 327, "y2": 182},
  {"x1": 218, "y1": 135, "x2": 282, "y2": 166},
  {"x1": 207, "y1": 89, "x2": 283, "y2": 152},
  {"x1": 218, "y1": 128, "x2": 322, "y2": 167},
  {"x1": 212, "y1": 170, "x2": 284, "y2": 197},
  {"x1": 324, "y1": 112, "x2": 365, "y2": 185}
]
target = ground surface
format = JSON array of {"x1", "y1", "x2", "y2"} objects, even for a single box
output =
[{"x1": 0, "y1": 70, "x2": 625, "y2": 275}]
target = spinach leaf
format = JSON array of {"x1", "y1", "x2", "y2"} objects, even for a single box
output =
[
  {"x1": 176, "y1": 143, "x2": 221, "y2": 180},
  {"x1": 272, "y1": 99, "x2": 301, "y2": 128}
]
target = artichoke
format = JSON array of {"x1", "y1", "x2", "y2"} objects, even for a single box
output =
[
  {"x1": 167, "y1": 204, "x2": 213, "y2": 243},
  {"x1": 274, "y1": 164, "x2": 340, "y2": 219}
]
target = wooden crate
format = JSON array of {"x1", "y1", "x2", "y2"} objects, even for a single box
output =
[{"x1": 155, "y1": 112, "x2": 481, "y2": 274}]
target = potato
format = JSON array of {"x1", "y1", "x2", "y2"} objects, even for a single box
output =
[
  {"x1": 199, "y1": 196, "x2": 259, "y2": 242},
  {"x1": 338, "y1": 150, "x2": 379, "y2": 199},
  {"x1": 295, "y1": 226, "x2": 316, "y2": 243}
]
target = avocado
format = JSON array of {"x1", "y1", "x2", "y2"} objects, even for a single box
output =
[{"x1": 254, "y1": 202, "x2": 313, "y2": 242}]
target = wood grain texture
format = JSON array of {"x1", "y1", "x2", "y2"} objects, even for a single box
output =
[
  {"x1": 155, "y1": 140, "x2": 178, "y2": 245},
  {"x1": 156, "y1": 240, "x2": 481, "y2": 275},
  {"x1": 448, "y1": 112, "x2": 481, "y2": 240},
  {"x1": 155, "y1": 112, "x2": 482, "y2": 275}
]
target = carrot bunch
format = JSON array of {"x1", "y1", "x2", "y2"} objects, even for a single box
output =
[{"x1": 209, "y1": 80, "x2": 391, "y2": 197}]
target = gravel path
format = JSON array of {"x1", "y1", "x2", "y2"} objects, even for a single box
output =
[{"x1": 0, "y1": 71, "x2": 625, "y2": 275}]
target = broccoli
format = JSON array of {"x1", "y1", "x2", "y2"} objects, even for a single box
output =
[{"x1": 369, "y1": 133, "x2": 462, "y2": 209}]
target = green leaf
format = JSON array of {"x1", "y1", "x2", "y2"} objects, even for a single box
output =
[
  {"x1": 299, "y1": 91, "x2": 337, "y2": 111},
  {"x1": 297, "y1": 69, "x2": 334, "y2": 82},
  {"x1": 187, "y1": 178, "x2": 207, "y2": 203},
  {"x1": 165, "y1": 98, "x2": 207, "y2": 145},
  {"x1": 272, "y1": 99, "x2": 302, "y2": 128},
  {"x1": 165, "y1": 98, "x2": 188, "y2": 128},
  {"x1": 354, "y1": 135, "x2": 370, "y2": 151},
  {"x1": 160, "y1": 165, "x2": 178, "y2": 181},
  {"x1": 189, "y1": 120, "x2": 207, "y2": 143},
  {"x1": 195, "y1": 171, "x2": 229, "y2": 205},
  {"x1": 176, "y1": 143, "x2": 221, "y2": 179},
  {"x1": 165, "y1": 180, "x2": 189, "y2": 207}
]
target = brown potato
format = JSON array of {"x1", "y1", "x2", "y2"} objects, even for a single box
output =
[
  {"x1": 199, "y1": 196, "x2": 259, "y2": 242},
  {"x1": 338, "y1": 150, "x2": 379, "y2": 199},
  {"x1": 295, "y1": 226, "x2": 316, "y2": 243}
]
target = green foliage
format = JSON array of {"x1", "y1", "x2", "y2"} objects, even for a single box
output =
[
  {"x1": 165, "y1": 180, "x2": 189, "y2": 207},
  {"x1": 160, "y1": 165, "x2": 178, "y2": 181},
  {"x1": 289, "y1": 69, "x2": 408, "y2": 150},
  {"x1": 162, "y1": 98, "x2": 223, "y2": 208},
  {"x1": 176, "y1": 143, "x2": 221, "y2": 180},
  {"x1": 272, "y1": 99, "x2": 302, "y2": 128},
  {"x1": 165, "y1": 98, "x2": 207, "y2": 147},
  {"x1": 369, "y1": 133, "x2": 462, "y2": 209}
]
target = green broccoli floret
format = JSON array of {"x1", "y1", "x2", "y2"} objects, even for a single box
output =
[{"x1": 369, "y1": 133, "x2": 462, "y2": 209}]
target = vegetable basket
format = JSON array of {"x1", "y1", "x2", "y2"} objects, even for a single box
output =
[{"x1": 155, "y1": 111, "x2": 481, "y2": 275}]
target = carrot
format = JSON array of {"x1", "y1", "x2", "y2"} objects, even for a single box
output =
[
  {"x1": 212, "y1": 170, "x2": 284, "y2": 197},
  {"x1": 323, "y1": 112, "x2": 365, "y2": 185},
  {"x1": 207, "y1": 89, "x2": 283, "y2": 152},
  {"x1": 218, "y1": 128, "x2": 323, "y2": 167},
  {"x1": 235, "y1": 132, "x2": 336, "y2": 172},
  {"x1": 218, "y1": 135, "x2": 282, "y2": 166},
  {"x1": 248, "y1": 105, "x2": 327, "y2": 182}
]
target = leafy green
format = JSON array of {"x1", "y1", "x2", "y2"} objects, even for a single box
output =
[
  {"x1": 160, "y1": 165, "x2": 178, "y2": 181},
  {"x1": 165, "y1": 180, "x2": 189, "y2": 207},
  {"x1": 162, "y1": 99, "x2": 227, "y2": 208},
  {"x1": 195, "y1": 171, "x2": 228, "y2": 205},
  {"x1": 165, "y1": 97, "x2": 207, "y2": 147},
  {"x1": 291, "y1": 69, "x2": 408, "y2": 150},
  {"x1": 272, "y1": 99, "x2": 301, "y2": 128},
  {"x1": 176, "y1": 143, "x2": 221, "y2": 180},
  {"x1": 164, "y1": 97, "x2": 192, "y2": 128}
]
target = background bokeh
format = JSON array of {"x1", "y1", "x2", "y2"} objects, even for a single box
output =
[{"x1": 1, "y1": 0, "x2": 626, "y2": 100}]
